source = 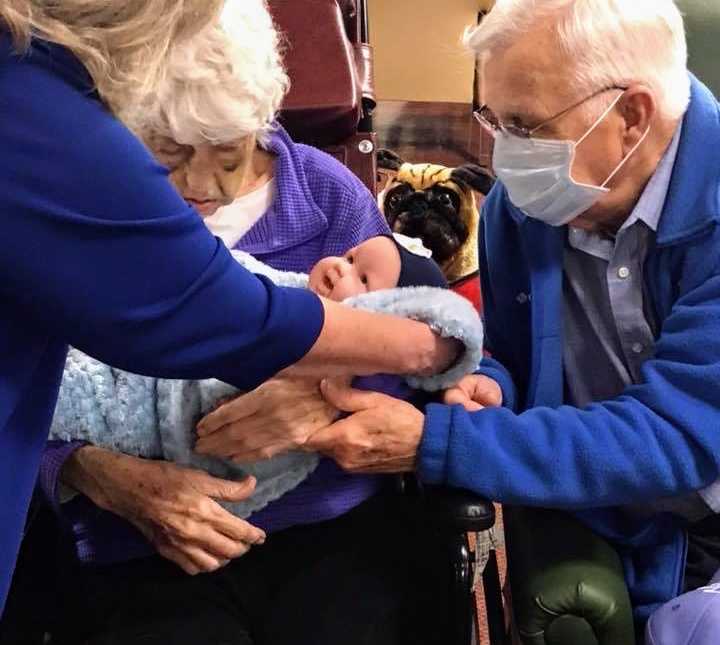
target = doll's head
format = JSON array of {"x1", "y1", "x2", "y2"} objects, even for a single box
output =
[{"x1": 308, "y1": 235, "x2": 447, "y2": 301}]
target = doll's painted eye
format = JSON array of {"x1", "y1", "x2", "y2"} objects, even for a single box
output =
[
  {"x1": 346, "y1": 255, "x2": 354, "y2": 264},
  {"x1": 361, "y1": 275, "x2": 368, "y2": 285}
]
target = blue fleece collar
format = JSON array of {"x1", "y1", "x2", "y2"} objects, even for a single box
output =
[{"x1": 657, "y1": 75, "x2": 720, "y2": 246}]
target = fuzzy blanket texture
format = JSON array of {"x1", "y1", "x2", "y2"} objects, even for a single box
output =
[{"x1": 50, "y1": 250, "x2": 484, "y2": 517}]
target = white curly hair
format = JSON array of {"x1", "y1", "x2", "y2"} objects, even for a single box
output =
[{"x1": 131, "y1": 0, "x2": 289, "y2": 148}]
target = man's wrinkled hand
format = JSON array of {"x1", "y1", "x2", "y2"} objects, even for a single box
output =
[
  {"x1": 442, "y1": 374, "x2": 502, "y2": 412},
  {"x1": 305, "y1": 379, "x2": 424, "y2": 474},
  {"x1": 195, "y1": 376, "x2": 343, "y2": 462}
]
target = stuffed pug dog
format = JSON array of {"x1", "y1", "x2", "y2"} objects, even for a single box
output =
[{"x1": 377, "y1": 150, "x2": 495, "y2": 311}]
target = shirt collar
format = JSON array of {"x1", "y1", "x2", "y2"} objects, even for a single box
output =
[{"x1": 620, "y1": 122, "x2": 683, "y2": 234}]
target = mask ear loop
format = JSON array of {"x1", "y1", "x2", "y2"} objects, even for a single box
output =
[
  {"x1": 574, "y1": 90, "x2": 652, "y2": 189},
  {"x1": 575, "y1": 91, "x2": 625, "y2": 147},
  {"x1": 600, "y1": 124, "x2": 651, "y2": 188}
]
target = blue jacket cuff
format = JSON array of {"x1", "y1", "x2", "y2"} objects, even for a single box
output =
[
  {"x1": 476, "y1": 357, "x2": 517, "y2": 412},
  {"x1": 418, "y1": 403, "x2": 454, "y2": 484}
]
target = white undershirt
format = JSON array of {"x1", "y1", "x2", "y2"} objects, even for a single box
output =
[{"x1": 204, "y1": 178, "x2": 276, "y2": 248}]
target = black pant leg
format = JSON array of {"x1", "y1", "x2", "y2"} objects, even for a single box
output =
[
  {"x1": 53, "y1": 555, "x2": 255, "y2": 645},
  {"x1": 242, "y1": 491, "x2": 452, "y2": 645},
  {"x1": 685, "y1": 514, "x2": 720, "y2": 591},
  {"x1": 0, "y1": 497, "x2": 61, "y2": 645},
  {"x1": 50, "y1": 490, "x2": 452, "y2": 645}
]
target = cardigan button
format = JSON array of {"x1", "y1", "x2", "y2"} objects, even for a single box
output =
[{"x1": 516, "y1": 292, "x2": 529, "y2": 304}]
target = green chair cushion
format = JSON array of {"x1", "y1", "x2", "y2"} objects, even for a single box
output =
[{"x1": 505, "y1": 507, "x2": 636, "y2": 645}]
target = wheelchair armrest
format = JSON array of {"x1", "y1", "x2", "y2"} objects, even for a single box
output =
[
  {"x1": 421, "y1": 485, "x2": 496, "y2": 533},
  {"x1": 505, "y1": 507, "x2": 636, "y2": 645}
]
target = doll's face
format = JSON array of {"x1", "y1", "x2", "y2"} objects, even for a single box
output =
[{"x1": 309, "y1": 236, "x2": 401, "y2": 301}]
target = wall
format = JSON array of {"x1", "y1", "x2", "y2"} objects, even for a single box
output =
[
  {"x1": 678, "y1": 0, "x2": 720, "y2": 97},
  {"x1": 368, "y1": 0, "x2": 483, "y2": 103},
  {"x1": 369, "y1": 0, "x2": 720, "y2": 103}
]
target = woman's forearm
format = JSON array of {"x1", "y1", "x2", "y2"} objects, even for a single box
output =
[
  {"x1": 290, "y1": 298, "x2": 459, "y2": 378},
  {"x1": 60, "y1": 445, "x2": 123, "y2": 512}
]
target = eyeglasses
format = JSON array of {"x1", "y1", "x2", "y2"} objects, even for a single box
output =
[{"x1": 473, "y1": 85, "x2": 629, "y2": 139}]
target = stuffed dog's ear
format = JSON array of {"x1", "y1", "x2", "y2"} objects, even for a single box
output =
[
  {"x1": 377, "y1": 149, "x2": 405, "y2": 171},
  {"x1": 450, "y1": 164, "x2": 496, "y2": 196}
]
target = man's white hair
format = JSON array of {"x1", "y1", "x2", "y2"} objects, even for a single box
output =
[
  {"x1": 132, "y1": 0, "x2": 288, "y2": 148},
  {"x1": 466, "y1": 0, "x2": 690, "y2": 122}
]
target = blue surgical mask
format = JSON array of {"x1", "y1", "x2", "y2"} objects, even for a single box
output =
[{"x1": 492, "y1": 94, "x2": 650, "y2": 226}]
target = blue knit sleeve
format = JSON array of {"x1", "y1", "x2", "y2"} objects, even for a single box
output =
[{"x1": 0, "y1": 48, "x2": 323, "y2": 392}]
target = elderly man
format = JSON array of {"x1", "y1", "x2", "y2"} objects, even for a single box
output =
[{"x1": 200, "y1": 0, "x2": 720, "y2": 633}]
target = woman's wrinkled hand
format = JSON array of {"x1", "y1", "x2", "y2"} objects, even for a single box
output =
[
  {"x1": 305, "y1": 379, "x2": 424, "y2": 473},
  {"x1": 195, "y1": 375, "x2": 342, "y2": 462},
  {"x1": 62, "y1": 446, "x2": 266, "y2": 575},
  {"x1": 442, "y1": 374, "x2": 502, "y2": 412}
]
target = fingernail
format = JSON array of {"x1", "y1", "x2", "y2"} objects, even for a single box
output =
[{"x1": 196, "y1": 423, "x2": 207, "y2": 436}]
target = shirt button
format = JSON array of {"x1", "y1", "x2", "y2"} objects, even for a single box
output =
[
  {"x1": 516, "y1": 292, "x2": 528, "y2": 304},
  {"x1": 618, "y1": 266, "x2": 631, "y2": 279},
  {"x1": 631, "y1": 342, "x2": 644, "y2": 354}
]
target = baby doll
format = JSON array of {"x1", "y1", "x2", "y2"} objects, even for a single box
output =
[
  {"x1": 310, "y1": 234, "x2": 448, "y2": 299},
  {"x1": 51, "y1": 236, "x2": 483, "y2": 518},
  {"x1": 309, "y1": 234, "x2": 449, "y2": 402}
]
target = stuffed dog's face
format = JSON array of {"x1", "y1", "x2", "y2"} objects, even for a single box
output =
[
  {"x1": 377, "y1": 154, "x2": 495, "y2": 266},
  {"x1": 384, "y1": 181, "x2": 468, "y2": 265}
]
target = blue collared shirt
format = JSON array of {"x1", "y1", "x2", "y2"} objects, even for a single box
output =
[
  {"x1": 561, "y1": 125, "x2": 718, "y2": 520},
  {"x1": 563, "y1": 125, "x2": 681, "y2": 406}
]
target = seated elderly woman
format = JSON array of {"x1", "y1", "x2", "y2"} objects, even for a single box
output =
[{"x1": 42, "y1": 4, "x2": 456, "y2": 645}]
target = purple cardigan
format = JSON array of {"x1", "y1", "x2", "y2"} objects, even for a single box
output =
[{"x1": 40, "y1": 126, "x2": 391, "y2": 563}]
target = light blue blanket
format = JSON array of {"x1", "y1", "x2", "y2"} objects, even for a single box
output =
[{"x1": 50, "y1": 251, "x2": 484, "y2": 517}]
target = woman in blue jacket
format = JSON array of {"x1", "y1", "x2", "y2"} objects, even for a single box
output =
[{"x1": 0, "y1": 1, "x2": 457, "y2": 614}]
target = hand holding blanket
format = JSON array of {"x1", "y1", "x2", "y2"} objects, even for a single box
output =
[{"x1": 50, "y1": 251, "x2": 484, "y2": 517}]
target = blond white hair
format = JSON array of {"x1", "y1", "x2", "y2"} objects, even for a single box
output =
[
  {"x1": 131, "y1": 0, "x2": 289, "y2": 149},
  {"x1": 0, "y1": 0, "x2": 224, "y2": 116},
  {"x1": 466, "y1": 0, "x2": 690, "y2": 122}
]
